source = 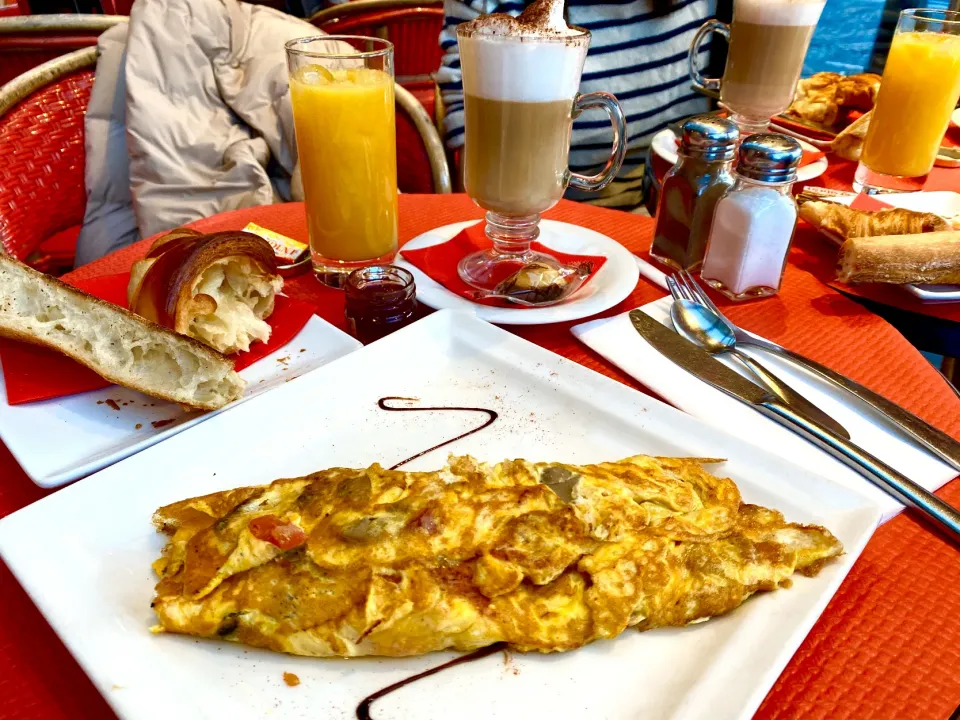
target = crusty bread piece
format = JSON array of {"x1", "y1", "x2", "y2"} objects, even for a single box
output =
[
  {"x1": 800, "y1": 201, "x2": 950, "y2": 241},
  {"x1": 0, "y1": 254, "x2": 245, "y2": 410},
  {"x1": 837, "y1": 231, "x2": 960, "y2": 284}
]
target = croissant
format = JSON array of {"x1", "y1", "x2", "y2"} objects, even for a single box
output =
[
  {"x1": 837, "y1": 231, "x2": 960, "y2": 284},
  {"x1": 128, "y1": 229, "x2": 283, "y2": 354},
  {"x1": 787, "y1": 73, "x2": 880, "y2": 131},
  {"x1": 800, "y1": 201, "x2": 949, "y2": 241}
]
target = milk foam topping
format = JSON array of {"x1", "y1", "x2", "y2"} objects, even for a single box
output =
[
  {"x1": 458, "y1": 0, "x2": 587, "y2": 102},
  {"x1": 735, "y1": 0, "x2": 826, "y2": 26},
  {"x1": 459, "y1": 36, "x2": 587, "y2": 103},
  {"x1": 462, "y1": 0, "x2": 582, "y2": 37}
]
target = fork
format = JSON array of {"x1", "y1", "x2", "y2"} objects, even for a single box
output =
[
  {"x1": 666, "y1": 273, "x2": 849, "y2": 439},
  {"x1": 675, "y1": 269, "x2": 960, "y2": 472}
]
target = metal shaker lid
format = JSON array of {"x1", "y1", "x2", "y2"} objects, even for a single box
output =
[
  {"x1": 737, "y1": 134, "x2": 803, "y2": 183},
  {"x1": 679, "y1": 115, "x2": 739, "y2": 161}
]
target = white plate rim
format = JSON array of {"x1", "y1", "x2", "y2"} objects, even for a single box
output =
[{"x1": 395, "y1": 220, "x2": 640, "y2": 325}]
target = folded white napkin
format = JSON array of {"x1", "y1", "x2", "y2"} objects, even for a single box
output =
[{"x1": 572, "y1": 297, "x2": 957, "y2": 522}]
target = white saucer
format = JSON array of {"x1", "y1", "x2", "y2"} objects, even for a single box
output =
[
  {"x1": 651, "y1": 128, "x2": 829, "y2": 183},
  {"x1": 396, "y1": 220, "x2": 640, "y2": 325}
]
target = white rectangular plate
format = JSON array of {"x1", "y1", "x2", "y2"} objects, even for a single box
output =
[
  {"x1": 0, "y1": 316, "x2": 360, "y2": 488},
  {"x1": 0, "y1": 310, "x2": 880, "y2": 720}
]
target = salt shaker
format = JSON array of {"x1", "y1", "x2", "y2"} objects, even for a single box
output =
[
  {"x1": 650, "y1": 115, "x2": 738, "y2": 271},
  {"x1": 700, "y1": 134, "x2": 802, "y2": 300}
]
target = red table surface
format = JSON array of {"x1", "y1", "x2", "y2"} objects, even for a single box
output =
[{"x1": 2, "y1": 196, "x2": 960, "y2": 720}]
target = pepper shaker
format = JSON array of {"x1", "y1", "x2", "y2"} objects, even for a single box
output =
[
  {"x1": 700, "y1": 134, "x2": 802, "y2": 300},
  {"x1": 650, "y1": 115, "x2": 738, "y2": 271}
]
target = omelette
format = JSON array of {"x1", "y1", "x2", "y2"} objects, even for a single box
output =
[{"x1": 150, "y1": 455, "x2": 842, "y2": 657}]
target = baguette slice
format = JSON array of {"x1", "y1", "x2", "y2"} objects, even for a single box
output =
[
  {"x1": 837, "y1": 231, "x2": 960, "y2": 284},
  {"x1": 0, "y1": 254, "x2": 245, "y2": 410}
]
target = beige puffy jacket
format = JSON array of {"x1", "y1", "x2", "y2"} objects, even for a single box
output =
[{"x1": 76, "y1": 0, "x2": 345, "y2": 265}]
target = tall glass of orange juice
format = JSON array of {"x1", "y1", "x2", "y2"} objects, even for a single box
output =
[
  {"x1": 286, "y1": 37, "x2": 398, "y2": 287},
  {"x1": 855, "y1": 9, "x2": 960, "y2": 193}
]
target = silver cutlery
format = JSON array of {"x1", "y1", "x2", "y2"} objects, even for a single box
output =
[
  {"x1": 629, "y1": 308, "x2": 960, "y2": 540},
  {"x1": 675, "y1": 270, "x2": 960, "y2": 473},
  {"x1": 666, "y1": 274, "x2": 850, "y2": 439}
]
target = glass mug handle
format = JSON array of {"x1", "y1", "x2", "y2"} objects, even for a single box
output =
[
  {"x1": 688, "y1": 19, "x2": 729, "y2": 94},
  {"x1": 567, "y1": 91, "x2": 627, "y2": 192}
]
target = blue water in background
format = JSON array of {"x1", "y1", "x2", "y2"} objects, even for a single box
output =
[{"x1": 803, "y1": 0, "x2": 951, "y2": 76}]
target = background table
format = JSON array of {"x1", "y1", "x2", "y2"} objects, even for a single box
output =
[{"x1": 2, "y1": 195, "x2": 960, "y2": 720}]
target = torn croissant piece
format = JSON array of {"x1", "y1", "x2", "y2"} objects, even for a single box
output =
[
  {"x1": 837, "y1": 232, "x2": 960, "y2": 285},
  {"x1": 150, "y1": 455, "x2": 843, "y2": 658},
  {"x1": 128, "y1": 230, "x2": 283, "y2": 354},
  {"x1": 833, "y1": 73, "x2": 881, "y2": 112},
  {"x1": 800, "y1": 201, "x2": 950, "y2": 241},
  {"x1": 831, "y1": 112, "x2": 871, "y2": 161}
]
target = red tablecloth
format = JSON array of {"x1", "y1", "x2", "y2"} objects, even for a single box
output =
[{"x1": 2, "y1": 196, "x2": 960, "y2": 720}]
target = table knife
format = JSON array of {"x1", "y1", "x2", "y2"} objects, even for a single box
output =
[
  {"x1": 631, "y1": 252, "x2": 960, "y2": 474},
  {"x1": 629, "y1": 309, "x2": 960, "y2": 541}
]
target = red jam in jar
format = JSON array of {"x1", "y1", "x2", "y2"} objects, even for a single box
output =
[{"x1": 344, "y1": 265, "x2": 417, "y2": 344}]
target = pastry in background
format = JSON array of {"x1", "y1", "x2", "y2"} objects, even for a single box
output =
[
  {"x1": 0, "y1": 254, "x2": 244, "y2": 410},
  {"x1": 129, "y1": 230, "x2": 283, "y2": 355},
  {"x1": 786, "y1": 72, "x2": 881, "y2": 131},
  {"x1": 800, "y1": 201, "x2": 950, "y2": 240},
  {"x1": 830, "y1": 112, "x2": 871, "y2": 161},
  {"x1": 837, "y1": 232, "x2": 960, "y2": 285}
]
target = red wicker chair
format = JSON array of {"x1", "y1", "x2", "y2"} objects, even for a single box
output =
[
  {"x1": 0, "y1": 47, "x2": 97, "y2": 273},
  {"x1": 0, "y1": 14, "x2": 125, "y2": 86},
  {"x1": 309, "y1": 0, "x2": 444, "y2": 85}
]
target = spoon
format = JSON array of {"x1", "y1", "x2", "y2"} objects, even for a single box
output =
[
  {"x1": 669, "y1": 297, "x2": 851, "y2": 439},
  {"x1": 470, "y1": 261, "x2": 591, "y2": 307}
]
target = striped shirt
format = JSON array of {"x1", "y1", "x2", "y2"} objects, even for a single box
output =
[{"x1": 437, "y1": 0, "x2": 716, "y2": 210}]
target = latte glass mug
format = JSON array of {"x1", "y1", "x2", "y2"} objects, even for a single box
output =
[
  {"x1": 456, "y1": 26, "x2": 627, "y2": 292},
  {"x1": 688, "y1": 0, "x2": 825, "y2": 135}
]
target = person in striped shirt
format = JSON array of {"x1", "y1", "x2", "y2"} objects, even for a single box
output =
[{"x1": 437, "y1": 0, "x2": 719, "y2": 212}]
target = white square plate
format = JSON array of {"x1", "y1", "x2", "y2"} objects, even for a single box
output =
[
  {"x1": 0, "y1": 310, "x2": 880, "y2": 720},
  {"x1": 0, "y1": 316, "x2": 360, "y2": 488}
]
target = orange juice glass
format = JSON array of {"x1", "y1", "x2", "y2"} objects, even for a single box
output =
[
  {"x1": 286, "y1": 37, "x2": 398, "y2": 287},
  {"x1": 855, "y1": 9, "x2": 960, "y2": 193}
]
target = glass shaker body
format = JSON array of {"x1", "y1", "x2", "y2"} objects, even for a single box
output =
[
  {"x1": 700, "y1": 175, "x2": 798, "y2": 301},
  {"x1": 650, "y1": 115, "x2": 739, "y2": 271},
  {"x1": 650, "y1": 151, "x2": 735, "y2": 271}
]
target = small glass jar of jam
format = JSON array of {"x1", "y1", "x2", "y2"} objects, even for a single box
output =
[{"x1": 344, "y1": 265, "x2": 417, "y2": 343}]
